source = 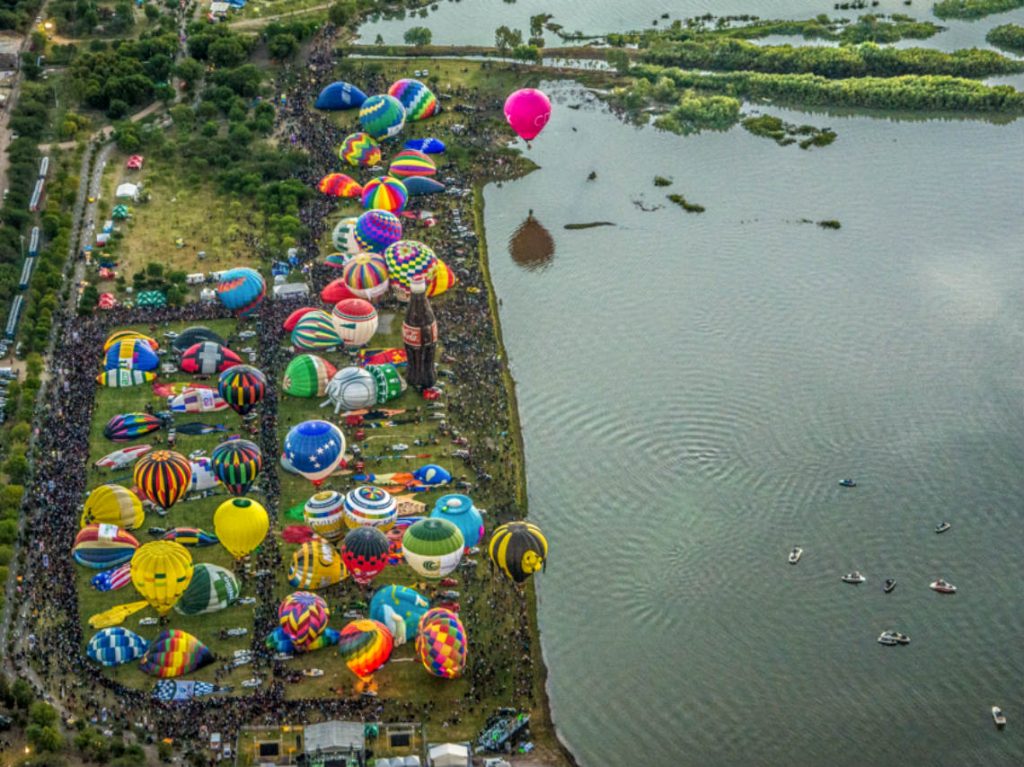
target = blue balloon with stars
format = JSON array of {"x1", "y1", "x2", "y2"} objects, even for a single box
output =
[{"x1": 283, "y1": 420, "x2": 346, "y2": 486}]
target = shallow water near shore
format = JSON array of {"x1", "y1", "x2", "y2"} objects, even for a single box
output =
[{"x1": 483, "y1": 81, "x2": 1024, "y2": 766}]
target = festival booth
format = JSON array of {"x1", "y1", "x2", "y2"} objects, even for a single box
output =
[{"x1": 304, "y1": 721, "x2": 366, "y2": 764}]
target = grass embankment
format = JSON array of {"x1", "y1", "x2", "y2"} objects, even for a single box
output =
[
  {"x1": 234, "y1": 0, "x2": 329, "y2": 22},
  {"x1": 933, "y1": 0, "x2": 1024, "y2": 20},
  {"x1": 987, "y1": 23, "x2": 1024, "y2": 55},
  {"x1": 80, "y1": 318, "x2": 263, "y2": 693},
  {"x1": 742, "y1": 115, "x2": 837, "y2": 149}
]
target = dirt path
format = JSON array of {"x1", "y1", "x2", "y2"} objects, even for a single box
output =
[{"x1": 228, "y1": 2, "x2": 332, "y2": 29}]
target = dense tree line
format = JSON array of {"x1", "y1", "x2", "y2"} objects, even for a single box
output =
[
  {"x1": 638, "y1": 37, "x2": 1024, "y2": 80},
  {"x1": 986, "y1": 23, "x2": 1024, "y2": 54},
  {"x1": 932, "y1": 0, "x2": 1023, "y2": 19},
  {"x1": 50, "y1": 0, "x2": 136, "y2": 36},
  {"x1": 67, "y1": 33, "x2": 177, "y2": 116},
  {"x1": 628, "y1": 64, "x2": 1024, "y2": 112},
  {"x1": 0, "y1": 0, "x2": 41, "y2": 31}
]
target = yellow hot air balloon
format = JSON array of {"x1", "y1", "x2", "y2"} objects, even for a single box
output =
[
  {"x1": 88, "y1": 600, "x2": 149, "y2": 629},
  {"x1": 103, "y1": 330, "x2": 159, "y2": 353},
  {"x1": 81, "y1": 485, "x2": 145, "y2": 530},
  {"x1": 213, "y1": 498, "x2": 269, "y2": 559},
  {"x1": 130, "y1": 541, "x2": 193, "y2": 616}
]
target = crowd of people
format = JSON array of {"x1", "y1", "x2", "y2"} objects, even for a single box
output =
[{"x1": 6, "y1": 21, "x2": 547, "y2": 759}]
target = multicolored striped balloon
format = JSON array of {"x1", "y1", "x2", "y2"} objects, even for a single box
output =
[
  {"x1": 160, "y1": 527, "x2": 219, "y2": 547},
  {"x1": 318, "y1": 173, "x2": 362, "y2": 198},
  {"x1": 344, "y1": 486, "x2": 398, "y2": 531},
  {"x1": 324, "y1": 252, "x2": 348, "y2": 269},
  {"x1": 339, "y1": 132, "x2": 381, "y2": 168},
  {"x1": 383, "y1": 240, "x2": 438, "y2": 293},
  {"x1": 354, "y1": 210, "x2": 403, "y2": 254},
  {"x1": 291, "y1": 309, "x2": 342, "y2": 351},
  {"x1": 338, "y1": 619, "x2": 393, "y2": 680},
  {"x1": 211, "y1": 438, "x2": 263, "y2": 495},
  {"x1": 278, "y1": 591, "x2": 330, "y2": 653},
  {"x1": 389, "y1": 149, "x2": 437, "y2": 179},
  {"x1": 139, "y1": 629, "x2": 213, "y2": 678},
  {"x1": 134, "y1": 450, "x2": 192, "y2": 510},
  {"x1": 217, "y1": 364, "x2": 267, "y2": 417},
  {"x1": 74, "y1": 525, "x2": 139, "y2": 569},
  {"x1": 342, "y1": 252, "x2": 389, "y2": 301},
  {"x1": 387, "y1": 79, "x2": 439, "y2": 121},
  {"x1": 360, "y1": 176, "x2": 408, "y2": 213},
  {"x1": 358, "y1": 94, "x2": 406, "y2": 140},
  {"x1": 332, "y1": 216, "x2": 361, "y2": 253},
  {"x1": 428, "y1": 257, "x2": 457, "y2": 297}
]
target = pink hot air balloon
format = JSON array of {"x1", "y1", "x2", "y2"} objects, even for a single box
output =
[{"x1": 503, "y1": 88, "x2": 552, "y2": 142}]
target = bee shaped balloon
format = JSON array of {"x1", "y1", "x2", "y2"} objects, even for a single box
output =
[{"x1": 488, "y1": 521, "x2": 548, "y2": 584}]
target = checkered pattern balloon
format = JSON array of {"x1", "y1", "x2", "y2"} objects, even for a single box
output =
[
  {"x1": 384, "y1": 240, "x2": 438, "y2": 292},
  {"x1": 416, "y1": 608, "x2": 467, "y2": 679},
  {"x1": 354, "y1": 210, "x2": 402, "y2": 254}
]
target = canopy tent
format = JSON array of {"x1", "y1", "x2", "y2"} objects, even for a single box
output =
[
  {"x1": 136, "y1": 290, "x2": 166, "y2": 308},
  {"x1": 126, "y1": 155, "x2": 144, "y2": 170},
  {"x1": 112, "y1": 204, "x2": 130, "y2": 220},
  {"x1": 115, "y1": 183, "x2": 139, "y2": 200},
  {"x1": 428, "y1": 743, "x2": 469, "y2": 767}
]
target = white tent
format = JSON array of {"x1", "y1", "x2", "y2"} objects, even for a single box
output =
[
  {"x1": 428, "y1": 743, "x2": 469, "y2": 767},
  {"x1": 272, "y1": 282, "x2": 309, "y2": 299},
  {"x1": 115, "y1": 182, "x2": 139, "y2": 200}
]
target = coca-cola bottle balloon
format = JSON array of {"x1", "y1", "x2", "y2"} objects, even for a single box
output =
[{"x1": 402, "y1": 278, "x2": 437, "y2": 391}]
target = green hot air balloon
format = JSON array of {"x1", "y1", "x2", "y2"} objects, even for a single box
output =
[
  {"x1": 283, "y1": 354, "x2": 337, "y2": 398},
  {"x1": 174, "y1": 563, "x2": 240, "y2": 615},
  {"x1": 401, "y1": 518, "x2": 464, "y2": 579}
]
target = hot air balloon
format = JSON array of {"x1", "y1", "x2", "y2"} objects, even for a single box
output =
[
  {"x1": 96, "y1": 370, "x2": 157, "y2": 388},
  {"x1": 359, "y1": 94, "x2": 406, "y2": 139},
  {"x1": 316, "y1": 81, "x2": 367, "y2": 110},
  {"x1": 104, "y1": 412, "x2": 162, "y2": 442},
  {"x1": 361, "y1": 175, "x2": 408, "y2": 213},
  {"x1": 488, "y1": 521, "x2": 548, "y2": 584},
  {"x1": 342, "y1": 252, "x2": 390, "y2": 301},
  {"x1": 354, "y1": 210, "x2": 402, "y2": 254},
  {"x1": 303, "y1": 490, "x2": 347, "y2": 542},
  {"x1": 388, "y1": 149, "x2": 436, "y2": 179},
  {"x1": 291, "y1": 310, "x2": 343, "y2": 352},
  {"x1": 130, "y1": 540, "x2": 193, "y2": 615},
  {"x1": 428, "y1": 258, "x2": 457, "y2": 297},
  {"x1": 504, "y1": 88, "x2": 552, "y2": 142},
  {"x1": 322, "y1": 278, "x2": 360, "y2": 304},
  {"x1": 413, "y1": 464, "x2": 452, "y2": 486},
  {"x1": 279, "y1": 591, "x2": 330, "y2": 653},
  {"x1": 388, "y1": 78, "x2": 439, "y2": 121},
  {"x1": 213, "y1": 498, "x2": 269, "y2": 559},
  {"x1": 139, "y1": 629, "x2": 214, "y2": 677},
  {"x1": 402, "y1": 176, "x2": 446, "y2": 196},
  {"x1": 179, "y1": 342, "x2": 242, "y2": 375},
  {"x1": 324, "y1": 252, "x2": 348, "y2": 269},
  {"x1": 104, "y1": 330, "x2": 158, "y2": 353},
  {"x1": 283, "y1": 354, "x2": 337, "y2": 398},
  {"x1": 431, "y1": 494, "x2": 483, "y2": 549},
  {"x1": 134, "y1": 450, "x2": 192, "y2": 510},
  {"x1": 216, "y1": 267, "x2": 266, "y2": 317},
  {"x1": 339, "y1": 132, "x2": 381, "y2": 168},
  {"x1": 369, "y1": 584, "x2": 429, "y2": 645},
  {"x1": 416, "y1": 608, "x2": 467, "y2": 679},
  {"x1": 283, "y1": 307, "x2": 318, "y2": 332},
  {"x1": 160, "y1": 527, "x2": 219, "y2": 547},
  {"x1": 217, "y1": 364, "x2": 267, "y2": 417},
  {"x1": 170, "y1": 387, "x2": 229, "y2": 414},
  {"x1": 174, "y1": 563, "x2": 240, "y2": 615},
  {"x1": 288, "y1": 538, "x2": 346, "y2": 589},
  {"x1": 332, "y1": 216, "x2": 361, "y2": 253},
  {"x1": 383, "y1": 240, "x2": 437, "y2": 294},
  {"x1": 81, "y1": 485, "x2": 144, "y2": 530},
  {"x1": 210, "y1": 439, "x2": 263, "y2": 495},
  {"x1": 331, "y1": 298, "x2": 379, "y2": 347},
  {"x1": 283, "y1": 420, "x2": 346, "y2": 486},
  {"x1": 367, "y1": 363, "x2": 406, "y2": 404},
  {"x1": 265, "y1": 626, "x2": 339, "y2": 655},
  {"x1": 338, "y1": 619, "x2": 393, "y2": 681},
  {"x1": 324, "y1": 367, "x2": 378, "y2": 413},
  {"x1": 404, "y1": 137, "x2": 446, "y2": 154},
  {"x1": 171, "y1": 326, "x2": 226, "y2": 353},
  {"x1": 91, "y1": 562, "x2": 132, "y2": 592},
  {"x1": 73, "y1": 524, "x2": 139, "y2": 569},
  {"x1": 87, "y1": 627, "x2": 149, "y2": 667},
  {"x1": 402, "y1": 518, "x2": 464, "y2": 578},
  {"x1": 189, "y1": 457, "x2": 219, "y2": 492},
  {"x1": 104, "y1": 338, "x2": 159, "y2": 372},
  {"x1": 318, "y1": 172, "x2": 362, "y2": 198},
  {"x1": 340, "y1": 526, "x2": 390, "y2": 585}
]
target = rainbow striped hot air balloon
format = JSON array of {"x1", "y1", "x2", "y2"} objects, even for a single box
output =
[
  {"x1": 339, "y1": 619, "x2": 393, "y2": 680},
  {"x1": 103, "y1": 412, "x2": 162, "y2": 442},
  {"x1": 359, "y1": 94, "x2": 406, "y2": 140},
  {"x1": 360, "y1": 176, "x2": 408, "y2": 214},
  {"x1": 388, "y1": 79, "x2": 439, "y2": 121},
  {"x1": 342, "y1": 253, "x2": 390, "y2": 301},
  {"x1": 354, "y1": 210, "x2": 402, "y2": 254},
  {"x1": 210, "y1": 438, "x2": 263, "y2": 495},
  {"x1": 344, "y1": 486, "x2": 398, "y2": 531},
  {"x1": 384, "y1": 240, "x2": 438, "y2": 294},
  {"x1": 318, "y1": 173, "x2": 362, "y2": 198},
  {"x1": 291, "y1": 310, "x2": 342, "y2": 352},
  {"x1": 324, "y1": 252, "x2": 348, "y2": 269},
  {"x1": 216, "y1": 267, "x2": 266, "y2": 317},
  {"x1": 139, "y1": 629, "x2": 213, "y2": 678},
  {"x1": 339, "y1": 133, "x2": 381, "y2": 168},
  {"x1": 389, "y1": 149, "x2": 437, "y2": 179},
  {"x1": 134, "y1": 450, "x2": 192, "y2": 510}
]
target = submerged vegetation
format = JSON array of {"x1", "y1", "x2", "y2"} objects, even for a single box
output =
[
  {"x1": 653, "y1": 176, "x2": 673, "y2": 187},
  {"x1": 818, "y1": 219, "x2": 842, "y2": 229},
  {"x1": 742, "y1": 115, "x2": 838, "y2": 149},
  {"x1": 668, "y1": 194, "x2": 706, "y2": 213},
  {"x1": 932, "y1": 0, "x2": 1024, "y2": 19},
  {"x1": 986, "y1": 24, "x2": 1024, "y2": 55}
]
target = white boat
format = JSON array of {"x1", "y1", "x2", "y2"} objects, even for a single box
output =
[
  {"x1": 993, "y1": 706, "x2": 1007, "y2": 728},
  {"x1": 788, "y1": 547, "x2": 803, "y2": 564},
  {"x1": 878, "y1": 631, "x2": 910, "y2": 646},
  {"x1": 842, "y1": 571, "x2": 866, "y2": 584},
  {"x1": 930, "y1": 579, "x2": 957, "y2": 594},
  {"x1": 936, "y1": 521, "x2": 952, "y2": 534}
]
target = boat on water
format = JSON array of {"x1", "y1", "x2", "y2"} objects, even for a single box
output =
[
  {"x1": 788, "y1": 547, "x2": 803, "y2": 564},
  {"x1": 878, "y1": 631, "x2": 910, "y2": 646},
  {"x1": 842, "y1": 571, "x2": 866, "y2": 584},
  {"x1": 884, "y1": 579, "x2": 896, "y2": 593},
  {"x1": 936, "y1": 522, "x2": 952, "y2": 534},
  {"x1": 930, "y1": 579, "x2": 957, "y2": 594},
  {"x1": 839, "y1": 478, "x2": 857, "y2": 488},
  {"x1": 993, "y1": 706, "x2": 1007, "y2": 728}
]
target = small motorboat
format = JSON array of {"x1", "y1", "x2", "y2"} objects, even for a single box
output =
[
  {"x1": 839, "y1": 478, "x2": 857, "y2": 488},
  {"x1": 842, "y1": 571, "x2": 866, "y2": 584},
  {"x1": 884, "y1": 579, "x2": 897, "y2": 593},
  {"x1": 930, "y1": 578, "x2": 957, "y2": 594},
  {"x1": 993, "y1": 706, "x2": 1007, "y2": 728},
  {"x1": 936, "y1": 522, "x2": 952, "y2": 534},
  {"x1": 878, "y1": 631, "x2": 910, "y2": 646},
  {"x1": 788, "y1": 547, "x2": 803, "y2": 565}
]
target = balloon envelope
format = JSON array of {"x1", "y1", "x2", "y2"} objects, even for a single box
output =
[
  {"x1": 303, "y1": 490, "x2": 346, "y2": 542},
  {"x1": 283, "y1": 420, "x2": 346, "y2": 484},
  {"x1": 404, "y1": 137, "x2": 446, "y2": 154},
  {"x1": 175, "y1": 563, "x2": 240, "y2": 615},
  {"x1": 361, "y1": 176, "x2": 408, "y2": 214},
  {"x1": 139, "y1": 629, "x2": 213, "y2": 678},
  {"x1": 217, "y1": 365, "x2": 267, "y2": 416},
  {"x1": 180, "y1": 342, "x2": 241, "y2": 375},
  {"x1": 402, "y1": 518, "x2": 464, "y2": 578},
  {"x1": 73, "y1": 524, "x2": 139, "y2": 569},
  {"x1": 388, "y1": 78, "x2": 439, "y2": 121},
  {"x1": 82, "y1": 485, "x2": 144, "y2": 530},
  {"x1": 354, "y1": 210, "x2": 402, "y2": 254},
  {"x1": 339, "y1": 133, "x2": 381, "y2": 168},
  {"x1": 431, "y1": 494, "x2": 484, "y2": 549},
  {"x1": 279, "y1": 591, "x2": 330, "y2": 652},
  {"x1": 316, "y1": 81, "x2": 367, "y2": 110},
  {"x1": 289, "y1": 538, "x2": 346, "y2": 589},
  {"x1": 402, "y1": 176, "x2": 446, "y2": 196},
  {"x1": 489, "y1": 521, "x2": 548, "y2": 584},
  {"x1": 318, "y1": 173, "x2": 362, "y2": 198},
  {"x1": 342, "y1": 253, "x2": 389, "y2": 301},
  {"x1": 87, "y1": 627, "x2": 148, "y2": 667},
  {"x1": 213, "y1": 498, "x2": 269, "y2": 558},
  {"x1": 338, "y1": 619, "x2": 393, "y2": 680},
  {"x1": 504, "y1": 88, "x2": 552, "y2": 141},
  {"x1": 370, "y1": 584, "x2": 430, "y2": 644},
  {"x1": 210, "y1": 439, "x2": 263, "y2": 495},
  {"x1": 130, "y1": 540, "x2": 194, "y2": 616},
  {"x1": 104, "y1": 412, "x2": 162, "y2": 442},
  {"x1": 359, "y1": 94, "x2": 406, "y2": 139},
  {"x1": 332, "y1": 216, "x2": 361, "y2": 253},
  {"x1": 283, "y1": 354, "x2": 337, "y2": 398},
  {"x1": 216, "y1": 267, "x2": 266, "y2": 317},
  {"x1": 134, "y1": 450, "x2": 192, "y2": 510},
  {"x1": 416, "y1": 608, "x2": 467, "y2": 679},
  {"x1": 341, "y1": 526, "x2": 390, "y2": 585},
  {"x1": 291, "y1": 310, "x2": 342, "y2": 352},
  {"x1": 104, "y1": 338, "x2": 159, "y2": 372},
  {"x1": 384, "y1": 240, "x2": 437, "y2": 293},
  {"x1": 331, "y1": 298, "x2": 379, "y2": 347}
]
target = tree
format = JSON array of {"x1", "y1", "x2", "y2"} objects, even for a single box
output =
[
  {"x1": 106, "y1": 99, "x2": 129, "y2": 119},
  {"x1": 173, "y1": 57, "x2": 204, "y2": 88},
  {"x1": 267, "y1": 33, "x2": 297, "y2": 60},
  {"x1": 78, "y1": 284, "x2": 100, "y2": 315},
  {"x1": 328, "y1": 0, "x2": 355, "y2": 26},
  {"x1": 29, "y1": 702, "x2": 58, "y2": 728},
  {"x1": 4, "y1": 452, "x2": 28, "y2": 484},
  {"x1": 113, "y1": 121, "x2": 142, "y2": 152},
  {"x1": 403, "y1": 26, "x2": 432, "y2": 46},
  {"x1": 512, "y1": 44, "x2": 540, "y2": 63},
  {"x1": 27, "y1": 724, "x2": 65, "y2": 753},
  {"x1": 208, "y1": 36, "x2": 249, "y2": 67},
  {"x1": 170, "y1": 104, "x2": 194, "y2": 131},
  {"x1": 144, "y1": 3, "x2": 160, "y2": 20},
  {"x1": 606, "y1": 48, "x2": 630, "y2": 74},
  {"x1": 494, "y1": 25, "x2": 522, "y2": 53}
]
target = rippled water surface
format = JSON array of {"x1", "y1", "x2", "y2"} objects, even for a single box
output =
[{"x1": 482, "y1": 83, "x2": 1024, "y2": 766}]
